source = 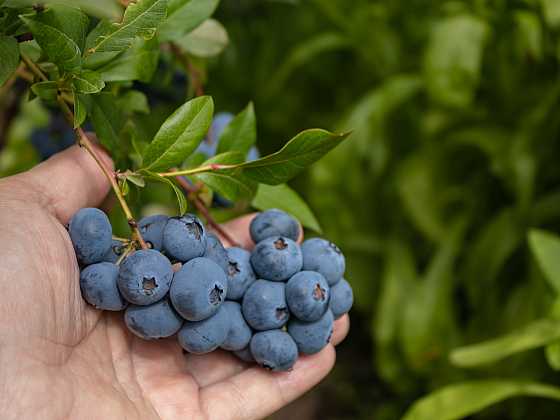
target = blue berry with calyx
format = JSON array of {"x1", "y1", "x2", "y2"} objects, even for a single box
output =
[
  {"x1": 124, "y1": 299, "x2": 183, "y2": 340},
  {"x1": 102, "y1": 239, "x2": 127, "y2": 263},
  {"x1": 69, "y1": 207, "x2": 112, "y2": 265},
  {"x1": 250, "y1": 236, "x2": 302, "y2": 281},
  {"x1": 117, "y1": 249, "x2": 173, "y2": 305},
  {"x1": 203, "y1": 232, "x2": 229, "y2": 274},
  {"x1": 329, "y1": 278, "x2": 353, "y2": 319},
  {"x1": 80, "y1": 262, "x2": 126, "y2": 311},
  {"x1": 170, "y1": 257, "x2": 228, "y2": 321},
  {"x1": 178, "y1": 304, "x2": 230, "y2": 354},
  {"x1": 220, "y1": 301, "x2": 252, "y2": 351},
  {"x1": 301, "y1": 238, "x2": 345, "y2": 286},
  {"x1": 250, "y1": 209, "x2": 300, "y2": 243},
  {"x1": 250, "y1": 330, "x2": 298, "y2": 372},
  {"x1": 288, "y1": 309, "x2": 334, "y2": 355},
  {"x1": 242, "y1": 280, "x2": 289, "y2": 330},
  {"x1": 162, "y1": 214, "x2": 207, "y2": 262},
  {"x1": 286, "y1": 271, "x2": 330, "y2": 322},
  {"x1": 138, "y1": 214, "x2": 169, "y2": 251},
  {"x1": 225, "y1": 247, "x2": 256, "y2": 300}
]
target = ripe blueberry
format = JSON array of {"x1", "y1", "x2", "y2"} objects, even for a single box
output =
[
  {"x1": 250, "y1": 330, "x2": 298, "y2": 372},
  {"x1": 288, "y1": 309, "x2": 334, "y2": 355},
  {"x1": 204, "y1": 232, "x2": 229, "y2": 274},
  {"x1": 170, "y1": 257, "x2": 228, "y2": 321},
  {"x1": 225, "y1": 247, "x2": 256, "y2": 300},
  {"x1": 138, "y1": 214, "x2": 169, "y2": 250},
  {"x1": 117, "y1": 249, "x2": 173, "y2": 305},
  {"x1": 162, "y1": 214, "x2": 207, "y2": 262},
  {"x1": 286, "y1": 271, "x2": 330, "y2": 322},
  {"x1": 178, "y1": 304, "x2": 230, "y2": 354},
  {"x1": 80, "y1": 262, "x2": 126, "y2": 311},
  {"x1": 220, "y1": 301, "x2": 252, "y2": 351},
  {"x1": 250, "y1": 209, "x2": 300, "y2": 243},
  {"x1": 329, "y1": 278, "x2": 353, "y2": 319},
  {"x1": 301, "y1": 238, "x2": 345, "y2": 286},
  {"x1": 250, "y1": 236, "x2": 302, "y2": 281},
  {"x1": 242, "y1": 280, "x2": 289, "y2": 330},
  {"x1": 69, "y1": 208, "x2": 112, "y2": 265},
  {"x1": 125, "y1": 299, "x2": 183, "y2": 340}
]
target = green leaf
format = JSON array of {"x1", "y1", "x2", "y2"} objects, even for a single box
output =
[
  {"x1": 424, "y1": 14, "x2": 489, "y2": 107},
  {"x1": 0, "y1": 36, "x2": 19, "y2": 86},
  {"x1": 21, "y1": 13, "x2": 82, "y2": 72},
  {"x1": 194, "y1": 152, "x2": 256, "y2": 201},
  {"x1": 89, "y1": 93, "x2": 126, "y2": 162},
  {"x1": 175, "y1": 18, "x2": 228, "y2": 58},
  {"x1": 142, "y1": 96, "x2": 214, "y2": 171},
  {"x1": 87, "y1": 0, "x2": 167, "y2": 54},
  {"x1": 542, "y1": 0, "x2": 560, "y2": 28},
  {"x1": 30, "y1": 81, "x2": 58, "y2": 101},
  {"x1": 251, "y1": 184, "x2": 322, "y2": 233},
  {"x1": 450, "y1": 318, "x2": 560, "y2": 367},
  {"x1": 232, "y1": 129, "x2": 349, "y2": 185},
  {"x1": 124, "y1": 172, "x2": 146, "y2": 187},
  {"x1": 159, "y1": 0, "x2": 219, "y2": 42},
  {"x1": 116, "y1": 90, "x2": 150, "y2": 114},
  {"x1": 3, "y1": 0, "x2": 122, "y2": 20},
  {"x1": 73, "y1": 93, "x2": 88, "y2": 128},
  {"x1": 97, "y1": 37, "x2": 159, "y2": 82},
  {"x1": 529, "y1": 229, "x2": 560, "y2": 294},
  {"x1": 143, "y1": 171, "x2": 187, "y2": 214},
  {"x1": 216, "y1": 102, "x2": 255, "y2": 156},
  {"x1": 402, "y1": 380, "x2": 560, "y2": 420},
  {"x1": 72, "y1": 70, "x2": 105, "y2": 94}
]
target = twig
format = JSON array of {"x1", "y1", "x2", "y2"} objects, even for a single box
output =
[
  {"x1": 174, "y1": 176, "x2": 240, "y2": 247},
  {"x1": 20, "y1": 53, "x2": 48, "y2": 82},
  {"x1": 170, "y1": 42, "x2": 204, "y2": 97}
]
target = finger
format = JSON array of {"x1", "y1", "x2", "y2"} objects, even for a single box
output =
[
  {"x1": 200, "y1": 344, "x2": 336, "y2": 420},
  {"x1": 183, "y1": 349, "x2": 248, "y2": 387},
  {"x1": 14, "y1": 143, "x2": 113, "y2": 224},
  {"x1": 331, "y1": 314, "x2": 350, "y2": 346}
]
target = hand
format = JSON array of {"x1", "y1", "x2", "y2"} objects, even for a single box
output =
[{"x1": 0, "y1": 145, "x2": 350, "y2": 420}]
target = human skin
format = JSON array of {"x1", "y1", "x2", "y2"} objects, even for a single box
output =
[{"x1": 0, "y1": 144, "x2": 349, "y2": 420}]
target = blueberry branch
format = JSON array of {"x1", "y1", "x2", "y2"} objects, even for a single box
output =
[
  {"x1": 174, "y1": 176, "x2": 240, "y2": 247},
  {"x1": 169, "y1": 42, "x2": 204, "y2": 97}
]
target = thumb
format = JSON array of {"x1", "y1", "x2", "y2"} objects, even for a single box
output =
[{"x1": 15, "y1": 143, "x2": 114, "y2": 224}]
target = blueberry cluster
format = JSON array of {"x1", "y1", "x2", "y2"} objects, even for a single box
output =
[{"x1": 69, "y1": 208, "x2": 353, "y2": 372}]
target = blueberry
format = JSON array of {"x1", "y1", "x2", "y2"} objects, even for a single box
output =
[
  {"x1": 250, "y1": 209, "x2": 300, "y2": 243},
  {"x1": 138, "y1": 214, "x2": 169, "y2": 251},
  {"x1": 242, "y1": 280, "x2": 289, "y2": 330},
  {"x1": 117, "y1": 249, "x2": 173, "y2": 305},
  {"x1": 178, "y1": 304, "x2": 230, "y2": 354},
  {"x1": 204, "y1": 233, "x2": 229, "y2": 274},
  {"x1": 170, "y1": 257, "x2": 228, "y2": 321},
  {"x1": 250, "y1": 330, "x2": 298, "y2": 371},
  {"x1": 329, "y1": 278, "x2": 353, "y2": 319},
  {"x1": 286, "y1": 271, "x2": 330, "y2": 322},
  {"x1": 208, "y1": 112, "x2": 233, "y2": 144},
  {"x1": 102, "y1": 239, "x2": 127, "y2": 263},
  {"x1": 69, "y1": 208, "x2": 112, "y2": 265},
  {"x1": 124, "y1": 299, "x2": 183, "y2": 340},
  {"x1": 225, "y1": 247, "x2": 256, "y2": 300},
  {"x1": 250, "y1": 237, "x2": 303, "y2": 281},
  {"x1": 220, "y1": 301, "x2": 252, "y2": 351},
  {"x1": 301, "y1": 238, "x2": 345, "y2": 286},
  {"x1": 162, "y1": 214, "x2": 207, "y2": 262},
  {"x1": 288, "y1": 310, "x2": 334, "y2": 355},
  {"x1": 80, "y1": 262, "x2": 126, "y2": 311},
  {"x1": 246, "y1": 146, "x2": 260, "y2": 162},
  {"x1": 195, "y1": 139, "x2": 217, "y2": 158},
  {"x1": 234, "y1": 346, "x2": 255, "y2": 363}
]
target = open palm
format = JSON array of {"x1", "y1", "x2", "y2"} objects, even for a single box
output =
[{"x1": 0, "y1": 145, "x2": 349, "y2": 420}]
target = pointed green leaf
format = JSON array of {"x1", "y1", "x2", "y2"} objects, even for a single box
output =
[
  {"x1": 402, "y1": 380, "x2": 560, "y2": 420},
  {"x1": 0, "y1": 36, "x2": 19, "y2": 87},
  {"x1": 87, "y1": 0, "x2": 167, "y2": 54},
  {"x1": 143, "y1": 171, "x2": 187, "y2": 214},
  {"x1": 159, "y1": 0, "x2": 219, "y2": 42},
  {"x1": 176, "y1": 18, "x2": 229, "y2": 58},
  {"x1": 31, "y1": 81, "x2": 58, "y2": 101},
  {"x1": 97, "y1": 37, "x2": 159, "y2": 82},
  {"x1": 450, "y1": 318, "x2": 560, "y2": 367},
  {"x1": 72, "y1": 70, "x2": 105, "y2": 94},
  {"x1": 529, "y1": 229, "x2": 560, "y2": 294},
  {"x1": 142, "y1": 96, "x2": 214, "y2": 171},
  {"x1": 251, "y1": 184, "x2": 322, "y2": 233},
  {"x1": 3, "y1": 0, "x2": 122, "y2": 20},
  {"x1": 194, "y1": 152, "x2": 256, "y2": 201},
  {"x1": 234, "y1": 129, "x2": 349, "y2": 185},
  {"x1": 116, "y1": 90, "x2": 149, "y2": 114},
  {"x1": 125, "y1": 172, "x2": 146, "y2": 187},
  {"x1": 89, "y1": 93, "x2": 126, "y2": 163},
  {"x1": 73, "y1": 93, "x2": 88, "y2": 128},
  {"x1": 216, "y1": 102, "x2": 256, "y2": 156}
]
